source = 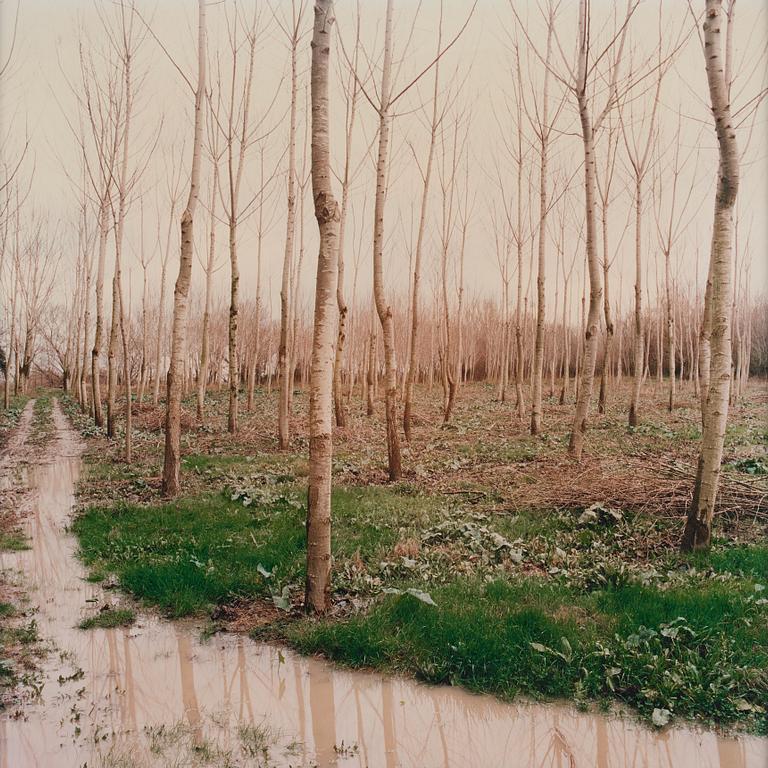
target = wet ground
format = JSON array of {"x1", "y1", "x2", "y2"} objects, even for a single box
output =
[{"x1": 0, "y1": 401, "x2": 766, "y2": 767}]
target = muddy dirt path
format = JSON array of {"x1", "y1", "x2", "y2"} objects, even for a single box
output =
[{"x1": 0, "y1": 401, "x2": 765, "y2": 767}]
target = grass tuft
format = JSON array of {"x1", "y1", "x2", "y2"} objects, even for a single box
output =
[{"x1": 78, "y1": 608, "x2": 136, "y2": 630}]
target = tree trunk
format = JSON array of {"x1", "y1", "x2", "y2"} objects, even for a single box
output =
[
  {"x1": 138, "y1": 261, "x2": 149, "y2": 402},
  {"x1": 365, "y1": 327, "x2": 375, "y2": 416},
  {"x1": 530, "y1": 12, "x2": 553, "y2": 436},
  {"x1": 278, "y1": 28, "x2": 299, "y2": 449},
  {"x1": 197, "y1": 169, "x2": 218, "y2": 423},
  {"x1": 403, "y1": 17, "x2": 441, "y2": 440},
  {"x1": 682, "y1": 0, "x2": 739, "y2": 551},
  {"x1": 91, "y1": 198, "x2": 109, "y2": 427},
  {"x1": 152, "y1": 243, "x2": 169, "y2": 405},
  {"x1": 332, "y1": 29, "x2": 360, "y2": 430},
  {"x1": 598, "y1": 205, "x2": 614, "y2": 414},
  {"x1": 306, "y1": 0, "x2": 340, "y2": 614},
  {"x1": 371, "y1": 0, "x2": 402, "y2": 481},
  {"x1": 666, "y1": 251, "x2": 675, "y2": 411},
  {"x1": 628, "y1": 178, "x2": 643, "y2": 427},
  {"x1": 4, "y1": 262, "x2": 18, "y2": 410},
  {"x1": 162, "y1": 0, "x2": 206, "y2": 497},
  {"x1": 227, "y1": 215, "x2": 239, "y2": 433},
  {"x1": 567, "y1": 8, "x2": 605, "y2": 460},
  {"x1": 107, "y1": 269, "x2": 120, "y2": 437}
]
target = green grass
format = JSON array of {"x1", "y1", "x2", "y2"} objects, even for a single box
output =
[
  {"x1": 699, "y1": 545, "x2": 768, "y2": 579},
  {"x1": 0, "y1": 395, "x2": 29, "y2": 450},
  {"x1": 72, "y1": 482, "x2": 768, "y2": 732},
  {"x1": 78, "y1": 608, "x2": 136, "y2": 630},
  {"x1": 0, "y1": 616, "x2": 40, "y2": 691},
  {"x1": 181, "y1": 454, "x2": 254, "y2": 472},
  {"x1": 74, "y1": 484, "x2": 445, "y2": 617},
  {"x1": 286, "y1": 576, "x2": 768, "y2": 731},
  {"x1": 0, "y1": 531, "x2": 28, "y2": 551}
]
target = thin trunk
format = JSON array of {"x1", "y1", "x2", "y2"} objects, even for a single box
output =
[
  {"x1": 197, "y1": 167, "x2": 218, "y2": 423},
  {"x1": 628, "y1": 178, "x2": 643, "y2": 427},
  {"x1": 371, "y1": 0, "x2": 401, "y2": 481},
  {"x1": 91, "y1": 198, "x2": 109, "y2": 426},
  {"x1": 530, "y1": 10, "x2": 553, "y2": 436},
  {"x1": 306, "y1": 0, "x2": 339, "y2": 613},
  {"x1": 279, "y1": 23, "x2": 299, "y2": 449},
  {"x1": 683, "y1": 0, "x2": 739, "y2": 551},
  {"x1": 568, "y1": 0, "x2": 609, "y2": 459},
  {"x1": 162, "y1": 0, "x2": 206, "y2": 497},
  {"x1": 403, "y1": 10, "x2": 442, "y2": 439}
]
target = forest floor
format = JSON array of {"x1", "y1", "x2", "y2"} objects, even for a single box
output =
[{"x1": 63, "y1": 380, "x2": 768, "y2": 735}]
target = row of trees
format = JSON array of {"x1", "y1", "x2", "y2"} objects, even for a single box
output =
[
  {"x1": 1, "y1": 0, "x2": 763, "y2": 611},
  {"x1": 25, "y1": 275, "x2": 762, "y2": 405}
]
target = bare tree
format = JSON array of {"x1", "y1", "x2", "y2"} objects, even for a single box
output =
[
  {"x1": 306, "y1": 0, "x2": 340, "y2": 614},
  {"x1": 331, "y1": 3, "x2": 363, "y2": 429},
  {"x1": 212, "y1": 4, "x2": 259, "y2": 435},
  {"x1": 277, "y1": 0, "x2": 306, "y2": 450},
  {"x1": 196, "y1": 143, "x2": 221, "y2": 423},
  {"x1": 152, "y1": 157, "x2": 184, "y2": 405},
  {"x1": 162, "y1": 0, "x2": 207, "y2": 497},
  {"x1": 653, "y1": 113, "x2": 699, "y2": 413},
  {"x1": 524, "y1": 0, "x2": 560, "y2": 436},
  {"x1": 358, "y1": 0, "x2": 475, "y2": 478},
  {"x1": 564, "y1": 0, "x2": 634, "y2": 459},
  {"x1": 595, "y1": 116, "x2": 621, "y2": 415},
  {"x1": 620, "y1": 25, "x2": 665, "y2": 428},
  {"x1": 682, "y1": 0, "x2": 740, "y2": 551},
  {"x1": 369, "y1": 0, "x2": 401, "y2": 478},
  {"x1": 403, "y1": 3, "x2": 444, "y2": 440}
]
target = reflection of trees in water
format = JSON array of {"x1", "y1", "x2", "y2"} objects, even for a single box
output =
[
  {"x1": 176, "y1": 629, "x2": 202, "y2": 745},
  {"x1": 122, "y1": 628, "x2": 137, "y2": 734},
  {"x1": 382, "y1": 679, "x2": 397, "y2": 768},
  {"x1": 719, "y1": 737, "x2": 746, "y2": 768},
  {"x1": 309, "y1": 660, "x2": 338, "y2": 768},
  {"x1": 236, "y1": 638, "x2": 255, "y2": 724},
  {"x1": 293, "y1": 657, "x2": 308, "y2": 764}
]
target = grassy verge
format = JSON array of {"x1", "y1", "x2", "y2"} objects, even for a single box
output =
[
  {"x1": 73, "y1": 474, "x2": 768, "y2": 733},
  {"x1": 0, "y1": 394, "x2": 29, "y2": 450}
]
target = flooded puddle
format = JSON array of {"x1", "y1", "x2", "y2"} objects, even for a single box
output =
[{"x1": 0, "y1": 404, "x2": 766, "y2": 767}]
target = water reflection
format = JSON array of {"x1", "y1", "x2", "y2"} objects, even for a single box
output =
[{"x1": 0, "y1": 404, "x2": 765, "y2": 767}]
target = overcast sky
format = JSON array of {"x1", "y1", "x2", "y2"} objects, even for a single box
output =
[{"x1": 1, "y1": 0, "x2": 766, "y2": 324}]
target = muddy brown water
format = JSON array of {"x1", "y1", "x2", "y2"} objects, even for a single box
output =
[{"x1": 0, "y1": 404, "x2": 766, "y2": 767}]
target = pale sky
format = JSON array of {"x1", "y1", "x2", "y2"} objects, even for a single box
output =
[{"x1": 1, "y1": 0, "x2": 767, "y2": 325}]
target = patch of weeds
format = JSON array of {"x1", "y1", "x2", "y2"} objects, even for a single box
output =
[
  {"x1": 726, "y1": 457, "x2": 768, "y2": 476},
  {"x1": 183, "y1": 453, "x2": 253, "y2": 473},
  {"x1": 0, "y1": 611, "x2": 42, "y2": 704},
  {"x1": 0, "y1": 531, "x2": 28, "y2": 551},
  {"x1": 0, "y1": 395, "x2": 29, "y2": 448},
  {"x1": 30, "y1": 393, "x2": 55, "y2": 445},
  {"x1": 78, "y1": 607, "x2": 136, "y2": 630},
  {"x1": 334, "y1": 741, "x2": 360, "y2": 757},
  {"x1": 238, "y1": 720, "x2": 276, "y2": 759}
]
